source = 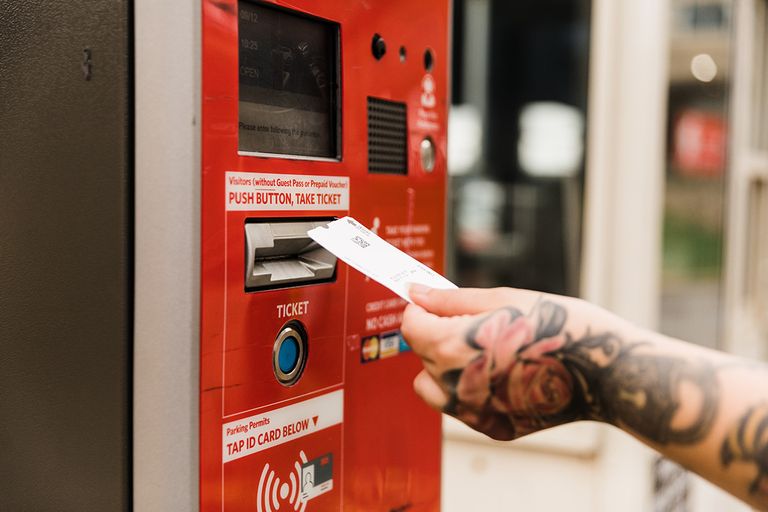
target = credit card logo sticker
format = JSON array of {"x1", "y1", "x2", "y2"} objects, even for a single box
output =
[
  {"x1": 361, "y1": 335, "x2": 380, "y2": 363},
  {"x1": 361, "y1": 331, "x2": 410, "y2": 364},
  {"x1": 380, "y1": 332, "x2": 400, "y2": 359}
]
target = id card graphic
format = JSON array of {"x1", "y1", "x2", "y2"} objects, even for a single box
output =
[{"x1": 300, "y1": 453, "x2": 334, "y2": 501}]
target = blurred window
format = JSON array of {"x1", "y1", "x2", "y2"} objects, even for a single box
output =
[
  {"x1": 660, "y1": 0, "x2": 733, "y2": 348},
  {"x1": 746, "y1": 0, "x2": 768, "y2": 331},
  {"x1": 448, "y1": 0, "x2": 591, "y2": 295},
  {"x1": 677, "y1": 3, "x2": 729, "y2": 31},
  {"x1": 754, "y1": 1, "x2": 768, "y2": 151}
]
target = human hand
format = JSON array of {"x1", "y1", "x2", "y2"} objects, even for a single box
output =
[
  {"x1": 400, "y1": 285, "x2": 610, "y2": 440},
  {"x1": 402, "y1": 286, "x2": 768, "y2": 510}
]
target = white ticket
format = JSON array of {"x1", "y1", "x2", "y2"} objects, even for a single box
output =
[{"x1": 307, "y1": 217, "x2": 457, "y2": 302}]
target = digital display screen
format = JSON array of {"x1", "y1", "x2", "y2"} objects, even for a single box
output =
[{"x1": 238, "y1": 2, "x2": 339, "y2": 158}]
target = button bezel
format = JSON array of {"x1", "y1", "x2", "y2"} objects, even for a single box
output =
[{"x1": 272, "y1": 321, "x2": 308, "y2": 386}]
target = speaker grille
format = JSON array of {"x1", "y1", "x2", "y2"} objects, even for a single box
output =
[{"x1": 367, "y1": 97, "x2": 408, "y2": 174}]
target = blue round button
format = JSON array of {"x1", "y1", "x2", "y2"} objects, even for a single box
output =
[{"x1": 278, "y1": 336, "x2": 300, "y2": 374}]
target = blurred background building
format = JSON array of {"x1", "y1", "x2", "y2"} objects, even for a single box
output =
[{"x1": 443, "y1": 0, "x2": 767, "y2": 510}]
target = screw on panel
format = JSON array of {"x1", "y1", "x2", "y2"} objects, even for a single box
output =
[
  {"x1": 82, "y1": 48, "x2": 92, "y2": 81},
  {"x1": 423, "y1": 48, "x2": 434, "y2": 72},
  {"x1": 371, "y1": 34, "x2": 387, "y2": 60}
]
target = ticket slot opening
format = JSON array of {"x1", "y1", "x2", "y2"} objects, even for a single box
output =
[{"x1": 245, "y1": 219, "x2": 337, "y2": 291}]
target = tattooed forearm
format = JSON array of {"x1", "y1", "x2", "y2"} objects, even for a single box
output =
[
  {"x1": 442, "y1": 299, "x2": 719, "y2": 445},
  {"x1": 404, "y1": 287, "x2": 768, "y2": 509},
  {"x1": 565, "y1": 332, "x2": 719, "y2": 444},
  {"x1": 721, "y1": 403, "x2": 768, "y2": 497}
]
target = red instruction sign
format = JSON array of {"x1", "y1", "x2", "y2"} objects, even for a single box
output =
[{"x1": 226, "y1": 172, "x2": 350, "y2": 211}]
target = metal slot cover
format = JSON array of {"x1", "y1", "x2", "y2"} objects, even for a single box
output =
[{"x1": 245, "y1": 221, "x2": 336, "y2": 289}]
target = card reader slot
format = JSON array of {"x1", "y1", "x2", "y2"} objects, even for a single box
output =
[{"x1": 245, "y1": 220, "x2": 337, "y2": 290}]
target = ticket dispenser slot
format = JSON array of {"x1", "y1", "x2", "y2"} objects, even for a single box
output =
[{"x1": 245, "y1": 220, "x2": 337, "y2": 290}]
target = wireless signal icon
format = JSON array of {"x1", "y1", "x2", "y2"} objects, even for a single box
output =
[{"x1": 256, "y1": 450, "x2": 309, "y2": 512}]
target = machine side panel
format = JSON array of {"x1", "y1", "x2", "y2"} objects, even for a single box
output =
[{"x1": 0, "y1": 1, "x2": 132, "y2": 509}]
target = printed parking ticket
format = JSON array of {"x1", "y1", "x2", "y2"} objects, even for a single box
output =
[{"x1": 307, "y1": 217, "x2": 457, "y2": 302}]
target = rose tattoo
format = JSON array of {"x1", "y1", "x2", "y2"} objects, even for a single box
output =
[
  {"x1": 442, "y1": 301, "x2": 579, "y2": 439},
  {"x1": 439, "y1": 299, "x2": 718, "y2": 443}
]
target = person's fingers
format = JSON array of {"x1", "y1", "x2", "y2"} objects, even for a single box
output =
[
  {"x1": 408, "y1": 285, "x2": 544, "y2": 317},
  {"x1": 400, "y1": 304, "x2": 455, "y2": 354},
  {"x1": 413, "y1": 369, "x2": 449, "y2": 411}
]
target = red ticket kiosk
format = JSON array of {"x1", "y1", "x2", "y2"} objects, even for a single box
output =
[{"x1": 200, "y1": 1, "x2": 449, "y2": 509}]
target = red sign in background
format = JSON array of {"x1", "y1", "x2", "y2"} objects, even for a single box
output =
[{"x1": 673, "y1": 109, "x2": 727, "y2": 177}]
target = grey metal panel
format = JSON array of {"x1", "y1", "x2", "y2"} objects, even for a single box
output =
[{"x1": 0, "y1": 1, "x2": 131, "y2": 511}]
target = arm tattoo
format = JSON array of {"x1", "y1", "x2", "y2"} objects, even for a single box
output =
[
  {"x1": 565, "y1": 332, "x2": 718, "y2": 443},
  {"x1": 442, "y1": 300, "x2": 719, "y2": 444},
  {"x1": 721, "y1": 403, "x2": 768, "y2": 498}
]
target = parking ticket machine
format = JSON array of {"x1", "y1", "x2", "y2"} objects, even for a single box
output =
[{"x1": 200, "y1": 1, "x2": 449, "y2": 509}]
